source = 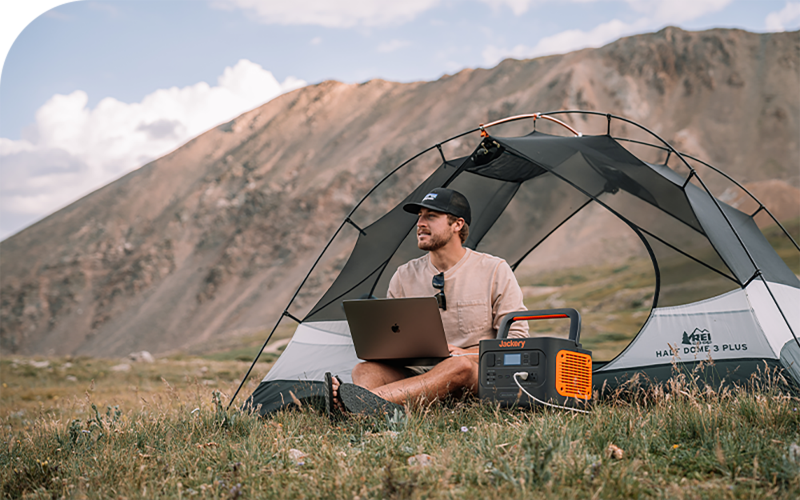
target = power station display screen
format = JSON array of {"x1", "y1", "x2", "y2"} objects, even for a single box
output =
[{"x1": 503, "y1": 353, "x2": 521, "y2": 366}]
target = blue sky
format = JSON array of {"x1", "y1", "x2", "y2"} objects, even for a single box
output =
[{"x1": 1, "y1": 0, "x2": 798, "y2": 240}]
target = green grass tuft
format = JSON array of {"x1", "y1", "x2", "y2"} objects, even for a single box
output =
[{"x1": 1, "y1": 357, "x2": 799, "y2": 499}]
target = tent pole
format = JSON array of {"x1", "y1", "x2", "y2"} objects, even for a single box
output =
[
  {"x1": 633, "y1": 227, "x2": 740, "y2": 284},
  {"x1": 501, "y1": 143, "x2": 740, "y2": 285},
  {"x1": 306, "y1": 258, "x2": 392, "y2": 318},
  {"x1": 481, "y1": 113, "x2": 582, "y2": 137},
  {"x1": 227, "y1": 312, "x2": 290, "y2": 409},
  {"x1": 544, "y1": 111, "x2": 791, "y2": 284},
  {"x1": 233, "y1": 109, "x2": 799, "y2": 406},
  {"x1": 271, "y1": 129, "x2": 477, "y2": 324},
  {"x1": 681, "y1": 170, "x2": 695, "y2": 189},
  {"x1": 613, "y1": 136, "x2": 799, "y2": 253},
  {"x1": 436, "y1": 144, "x2": 446, "y2": 162},
  {"x1": 368, "y1": 261, "x2": 391, "y2": 299},
  {"x1": 491, "y1": 112, "x2": 796, "y2": 323},
  {"x1": 510, "y1": 198, "x2": 593, "y2": 270},
  {"x1": 691, "y1": 171, "x2": 800, "y2": 348},
  {"x1": 306, "y1": 143, "x2": 476, "y2": 318},
  {"x1": 548, "y1": 110, "x2": 795, "y2": 250},
  {"x1": 692, "y1": 172, "x2": 768, "y2": 277},
  {"x1": 548, "y1": 110, "x2": 800, "y2": 351},
  {"x1": 742, "y1": 269, "x2": 763, "y2": 288},
  {"x1": 746, "y1": 206, "x2": 798, "y2": 248},
  {"x1": 229, "y1": 129, "x2": 482, "y2": 407},
  {"x1": 594, "y1": 223, "x2": 662, "y2": 368},
  {"x1": 757, "y1": 274, "x2": 800, "y2": 349},
  {"x1": 678, "y1": 155, "x2": 800, "y2": 253},
  {"x1": 626, "y1": 223, "x2": 661, "y2": 310},
  {"x1": 309, "y1": 156, "x2": 475, "y2": 316}
]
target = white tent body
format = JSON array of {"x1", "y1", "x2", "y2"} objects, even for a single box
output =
[
  {"x1": 261, "y1": 280, "x2": 800, "y2": 386},
  {"x1": 238, "y1": 112, "x2": 800, "y2": 414},
  {"x1": 599, "y1": 281, "x2": 799, "y2": 376},
  {"x1": 265, "y1": 321, "x2": 358, "y2": 384}
]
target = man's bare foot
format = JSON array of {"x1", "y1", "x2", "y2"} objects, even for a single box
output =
[{"x1": 330, "y1": 375, "x2": 346, "y2": 412}]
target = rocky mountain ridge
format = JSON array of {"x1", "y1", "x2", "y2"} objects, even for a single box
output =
[{"x1": 1, "y1": 27, "x2": 798, "y2": 356}]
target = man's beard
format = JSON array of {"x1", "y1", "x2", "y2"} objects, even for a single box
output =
[{"x1": 417, "y1": 230, "x2": 452, "y2": 251}]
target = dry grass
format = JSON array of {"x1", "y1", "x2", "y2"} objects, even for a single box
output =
[
  {"x1": 2, "y1": 356, "x2": 799, "y2": 499},
  {"x1": 0, "y1": 356, "x2": 270, "y2": 433},
  {"x1": 2, "y1": 220, "x2": 797, "y2": 498}
]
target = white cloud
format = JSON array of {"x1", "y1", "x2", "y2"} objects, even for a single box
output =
[
  {"x1": 0, "y1": 137, "x2": 35, "y2": 156},
  {"x1": 765, "y1": 2, "x2": 800, "y2": 31},
  {"x1": 624, "y1": 0, "x2": 732, "y2": 24},
  {"x1": 478, "y1": 0, "x2": 538, "y2": 16},
  {"x1": 482, "y1": 18, "x2": 645, "y2": 65},
  {"x1": 478, "y1": 0, "x2": 731, "y2": 19},
  {"x1": 211, "y1": 0, "x2": 440, "y2": 28},
  {"x1": 310, "y1": 36, "x2": 322, "y2": 45},
  {"x1": 481, "y1": 0, "x2": 733, "y2": 66},
  {"x1": 0, "y1": 59, "x2": 305, "y2": 239},
  {"x1": 376, "y1": 39, "x2": 411, "y2": 53},
  {"x1": 477, "y1": 0, "x2": 612, "y2": 15}
]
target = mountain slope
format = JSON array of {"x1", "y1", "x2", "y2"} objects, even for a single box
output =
[{"x1": 1, "y1": 27, "x2": 798, "y2": 356}]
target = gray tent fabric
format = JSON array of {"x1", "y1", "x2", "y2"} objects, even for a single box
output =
[
  {"x1": 781, "y1": 340, "x2": 800, "y2": 385},
  {"x1": 240, "y1": 117, "x2": 800, "y2": 415},
  {"x1": 303, "y1": 157, "x2": 470, "y2": 322}
]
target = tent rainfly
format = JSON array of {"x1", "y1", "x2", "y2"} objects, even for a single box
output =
[{"x1": 231, "y1": 111, "x2": 800, "y2": 415}]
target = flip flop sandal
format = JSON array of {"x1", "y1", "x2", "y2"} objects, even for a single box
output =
[
  {"x1": 338, "y1": 383, "x2": 404, "y2": 417},
  {"x1": 324, "y1": 372, "x2": 344, "y2": 421}
]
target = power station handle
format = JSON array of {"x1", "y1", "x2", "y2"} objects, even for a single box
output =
[{"x1": 497, "y1": 308, "x2": 582, "y2": 344}]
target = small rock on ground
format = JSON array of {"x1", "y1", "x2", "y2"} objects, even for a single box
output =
[
  {"x1": 407, "y1": 454, "x2": 433, "y2": 467},
  {"x1": 129, "y1": 351, "x2": 155, "y2": 363}
]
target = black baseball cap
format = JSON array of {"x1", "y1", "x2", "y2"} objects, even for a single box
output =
[{"x1": 403, "y1": 188, "x2": 472, "y2": 225}]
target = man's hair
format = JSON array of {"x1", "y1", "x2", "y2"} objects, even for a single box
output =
[{"x1": 446, "y1": 214, "x2": 469, "y2": 244}]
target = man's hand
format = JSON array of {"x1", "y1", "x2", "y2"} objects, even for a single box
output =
[{"x1": 448, "y1": 344, "x2": 479, "y2": 356}]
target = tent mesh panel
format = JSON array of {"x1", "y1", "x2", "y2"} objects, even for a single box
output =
[{"x1": 301, "y1": 131, "x2": 798, "y2": 344}]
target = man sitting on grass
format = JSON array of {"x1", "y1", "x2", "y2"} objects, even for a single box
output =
[{"x1": 329, "y1": 188, "x2": 528, "y2": 415}]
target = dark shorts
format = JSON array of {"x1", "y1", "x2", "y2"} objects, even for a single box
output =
[{"x1": 405, "y1": 365, "x2": 436, "y2": 377}]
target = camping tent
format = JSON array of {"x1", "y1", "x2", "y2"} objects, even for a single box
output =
[{"x1": 234, "y1": 111, "x2": 800, "y2": 415}]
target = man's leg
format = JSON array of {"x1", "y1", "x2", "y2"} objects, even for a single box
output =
[
  {"x1": 351, "y1": 361, "x2": 410, "y2": 390},
  {"x1": 331, "y1": 361, "x2": 409, "y2": 411},
  {"x1": 355, "y1": 356, "x2": 478, "y2": 405}
]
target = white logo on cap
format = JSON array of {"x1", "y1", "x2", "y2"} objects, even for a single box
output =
[{"x1": 422, "y1": 193, "x2": 438, "y2": 201}]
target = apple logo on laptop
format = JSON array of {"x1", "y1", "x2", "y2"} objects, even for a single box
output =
[{"x1": 391, "y1": 323, "x2": 400, "y2": 333}]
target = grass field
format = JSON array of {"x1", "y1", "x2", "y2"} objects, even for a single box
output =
[
  {"x1": 2, "y1": 219, "x2": 798, "y2": 498},
  {"x1": 1, "y1": 356, "x2": 799, "y2": 499}
]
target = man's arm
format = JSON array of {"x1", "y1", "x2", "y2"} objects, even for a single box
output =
[
  {"x1": 448, "y1": 344, "x2": 480, "y2": 365},
  {"x1": 491, "y1": 261, "x2": 529, "y2": 339},
  {"x1": 387, "y1": 269, "x2": 404, "y2": 298},
  {"x1": 448, "y1": 344, "x2": 479, "y2": 355}
]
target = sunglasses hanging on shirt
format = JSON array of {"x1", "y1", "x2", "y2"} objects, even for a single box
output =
[{"x1": 432, "y1": 272, "x2": 446, "y2": 310}]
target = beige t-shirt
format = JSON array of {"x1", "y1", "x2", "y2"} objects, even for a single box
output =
[{"x1": 387, "y1": 248, "x2": 529, "y2": 348}]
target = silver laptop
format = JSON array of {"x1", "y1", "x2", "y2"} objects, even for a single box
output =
[{"x1": 343, "y1": 297, "x2": 450, "y2": 366}]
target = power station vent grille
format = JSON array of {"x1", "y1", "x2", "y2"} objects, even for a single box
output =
[{"x1": 555, "y1": 350, "x2": 592, "y2": 399}]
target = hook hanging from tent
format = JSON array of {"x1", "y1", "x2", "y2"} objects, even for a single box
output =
[
  {"x1": 471, "y1": 138, "x2": 505, "y2": 166},
  {"x1": 436, "y1": 144, "x2": 446, "y2": 162}
]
